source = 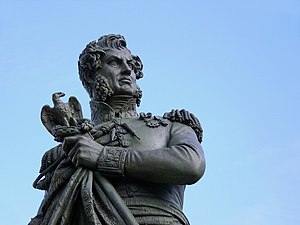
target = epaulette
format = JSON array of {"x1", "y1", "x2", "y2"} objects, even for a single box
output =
[{"x1": 163, "y1": 109, "x2": 203, "y2": 143}]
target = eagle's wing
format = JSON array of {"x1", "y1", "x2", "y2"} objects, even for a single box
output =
[
  {"x1": 68, "y1": 96, "x2": 83, "y2": 122},
  {"x1": 41, "y1": 105, "x2": 56, "y2": 135}
]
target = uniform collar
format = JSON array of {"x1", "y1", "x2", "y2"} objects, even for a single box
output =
[{"x1": 90, "y1": 95, "x2": 138, "y2": 125}]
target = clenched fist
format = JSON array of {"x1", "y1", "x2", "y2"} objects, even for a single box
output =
[{"x1": 62, "y1": 133, "x2": 104, "y2": 169}]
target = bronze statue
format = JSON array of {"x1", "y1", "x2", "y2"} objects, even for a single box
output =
[{"x1": 29, "y1": 34, "x2": 206, "y2": 225}]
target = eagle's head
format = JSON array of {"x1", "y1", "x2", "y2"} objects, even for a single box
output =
[{"x1": 52, "y1": 92, "x2": 65, "y2": 102}]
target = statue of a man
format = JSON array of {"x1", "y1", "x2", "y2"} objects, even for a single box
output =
[{"x1": 29, "y1": 34, "x2": 205, "y2": 225}]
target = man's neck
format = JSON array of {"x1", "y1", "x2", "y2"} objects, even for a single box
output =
[{"x1": 90, "y1": 95, "x2": 138, "y2": 125}]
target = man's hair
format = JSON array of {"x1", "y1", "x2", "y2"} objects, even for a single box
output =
[{"x1": 78, "y1": 34, "x2": 143, "y2": 98}]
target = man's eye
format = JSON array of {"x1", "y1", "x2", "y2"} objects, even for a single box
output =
[
  {"x1": 108, "y1": 60, "x2": 119, "y2": 67},
  {"x1": 128, "y1": 63, "x2": 134, "y2": 69}
]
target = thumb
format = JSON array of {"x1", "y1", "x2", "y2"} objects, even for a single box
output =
[{"x1": 62, "y1": 136, "x2": 78, "y2": 154}]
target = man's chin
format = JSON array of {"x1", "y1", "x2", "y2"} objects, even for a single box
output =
[
  {"x1": 116, "y1": 85, "x2": 136, "y2": 96},
  {"x1": 116, "y1": 89, "x2": 135, "y2": 96}
]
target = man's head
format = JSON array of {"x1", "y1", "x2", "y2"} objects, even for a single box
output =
[{"x1": 78, "y1": 34, "x2": 143, "y2": 104}]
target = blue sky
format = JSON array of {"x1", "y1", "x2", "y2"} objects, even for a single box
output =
[{"x1": 0, "y1": 1, "x2": 299, "y2": 224}]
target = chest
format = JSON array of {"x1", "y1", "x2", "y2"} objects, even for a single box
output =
[{"x1": 93, "y1": 117, "x2": 171, "y2": 150}]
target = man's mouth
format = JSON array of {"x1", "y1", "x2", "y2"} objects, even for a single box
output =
[{"x1": 119, "y1": 78, "x2": 132, "y2": 85}]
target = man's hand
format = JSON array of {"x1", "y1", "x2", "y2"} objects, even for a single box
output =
[{"x1": 62, "y1": 133, "x2": 104, "y2": 169}]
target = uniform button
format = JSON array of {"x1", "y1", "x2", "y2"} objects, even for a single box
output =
[{"x1": 127, "y1": 184, "x2": 139, "y2": 193}]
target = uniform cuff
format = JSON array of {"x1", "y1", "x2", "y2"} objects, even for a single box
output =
[{"x1": 97, "y1": 146, "x2": 129, "y2": 176}]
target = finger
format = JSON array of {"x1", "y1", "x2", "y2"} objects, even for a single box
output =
[
  {"x1": 70, "y1": 149, "x2": 79, "y2": 167},
  {"x1": 66, "y1": 142, "x2": 79, "y2": 159},
  {"x1": 62, "y1": 136, "x2": 79, "y2": 154},
  {"x1": 67, "y1": 143, "x2": 82, "y2": 167}
]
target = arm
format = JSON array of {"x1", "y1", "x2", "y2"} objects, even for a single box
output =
[
  {"x1": 124, "y1": 122, "x2": 205, "y2": 184},
  {"x1": 63, "y1": 122, "x2": 205, "y2": 185}
]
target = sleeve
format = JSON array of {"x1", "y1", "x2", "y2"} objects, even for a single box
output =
[{"x1": 97, "y1": 122, "x2": 205, "y2": 185}]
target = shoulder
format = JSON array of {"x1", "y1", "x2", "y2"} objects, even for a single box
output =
[{"x1": 163, "y1": 109, "x2": 203, "y2": 143}]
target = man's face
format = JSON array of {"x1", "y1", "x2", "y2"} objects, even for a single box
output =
[{"x1": 96, "y1": 48, "x2": 137, "y2": 96}]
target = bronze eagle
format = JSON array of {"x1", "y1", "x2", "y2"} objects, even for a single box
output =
[{"x1": 41, "y1": 92, "x2": 83, "y2": 137}]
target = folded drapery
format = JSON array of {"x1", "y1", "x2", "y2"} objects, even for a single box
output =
[{"x1": 30, "y1": 165, "x2": 138, "y2": 225}]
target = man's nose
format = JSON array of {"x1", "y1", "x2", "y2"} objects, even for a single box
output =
[{"x1": 121, "y1": 62, "x2": 132, "y2": 76}]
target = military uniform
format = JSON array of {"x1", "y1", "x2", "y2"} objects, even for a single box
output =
[{"x1": 30, "y1": 100, "x2": 205, "y2": 225}]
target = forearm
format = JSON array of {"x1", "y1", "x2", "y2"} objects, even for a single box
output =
[
  {"x1": 125, "y1": 144, "x2": 205, "y2": 184},
  {"x1": 97, "y1": 143, "x2": 205, "y2": 185}
]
